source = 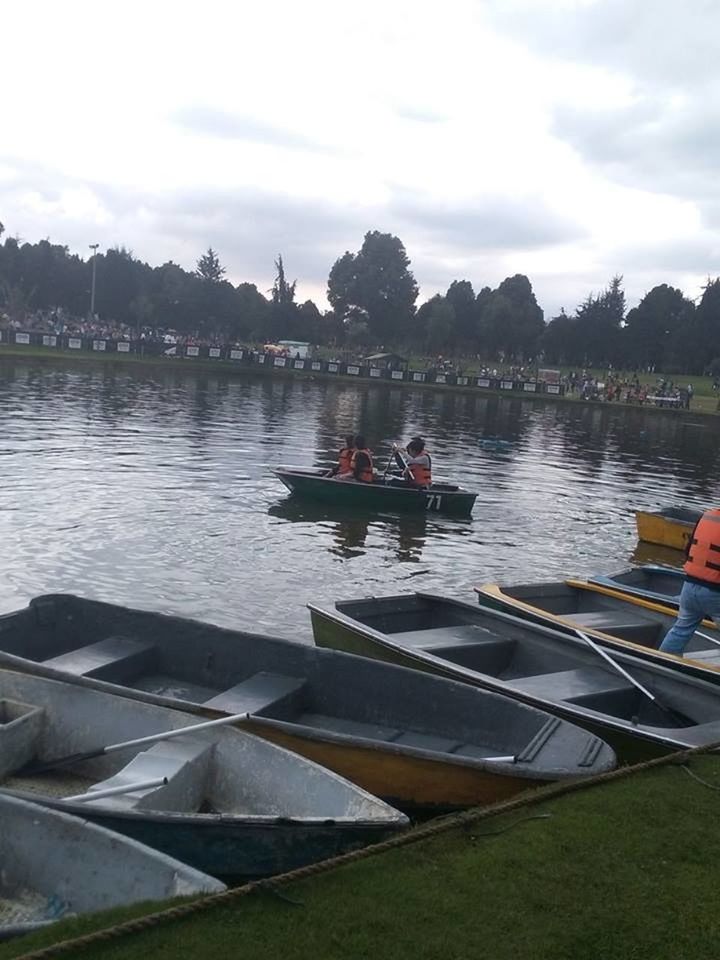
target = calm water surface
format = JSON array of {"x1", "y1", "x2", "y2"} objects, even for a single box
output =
[{"x1": 1, "y1": 359, "x2": 718, "y2": 640}]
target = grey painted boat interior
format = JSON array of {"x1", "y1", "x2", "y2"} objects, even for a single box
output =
[
  {"x1": 314, "y1": 593, "x2": 720, "y2": 752},
  {"x1": 0, "y1": 670, "x2": 406, "y2": 869},
  {"x1": 482, "y1": 580, "x2": 720, "y2": 666},
  {"x1": 0, "y1": 793, "x2": 223, "y2": 941},
  {"x1": 0, "y1": 595, "x2": 613, "y2": 783},
  {"x1": 589, "y1": 566, "x2": 684, "y2": 604}
]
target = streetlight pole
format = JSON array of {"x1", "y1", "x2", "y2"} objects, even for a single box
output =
[{"x1": 89, "y1": 243, "x2": 99, "y2": 318}]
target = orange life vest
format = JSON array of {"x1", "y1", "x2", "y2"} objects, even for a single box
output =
[
  {"x1": 408, "y1": 452, "x2": 432, "y2": 487},
  {"x1": 350, "y1": 448, "x2": 374, "y2": 483},
  {"x1": 684, "y1": 509, "x2": 720, "y2": 584},
  {"x1": 338, "y1": 446, "x2": 353, "y2": 473}
]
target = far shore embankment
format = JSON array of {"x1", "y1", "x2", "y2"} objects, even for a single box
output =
[{"x1": 1, "y1": 340, "x2": 717, "y2": 419}]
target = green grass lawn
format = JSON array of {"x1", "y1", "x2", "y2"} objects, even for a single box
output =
[{"x1": 5, "y1": 756, "x2": 720, "y2": 960}]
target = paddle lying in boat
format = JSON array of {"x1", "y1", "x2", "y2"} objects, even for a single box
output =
[
  {"x1": 0, "y1": 669, "x2": 407, "y2": 879},
  {"x1": 474, "y1": 578, "x2": 720, "y2": 684},
  {"x1": 274, "y1": 466, "x2": 477, "y2": 516},
  {"x1": 573, "y1": 629, "x2": 689, "y2": 727},
  {"x1": 0, "y1": 793, "x2": 224, "y2": 941},
  {"x1": 0, "y1": 594, "x2": 613, "y2": 810},
  {"x1": 588, "y1": 565, "x2": 685, "y2": 606},
  {"x1": 25, "y1": 712, "x2": 248, "y2": 775},
  {"x1": 308, "y1": 592, "x2": 720, "y2": 762}
]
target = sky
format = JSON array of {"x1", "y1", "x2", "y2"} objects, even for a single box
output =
[{"x1": 2, "y1": 0, "x2": 719, "y2": 319}]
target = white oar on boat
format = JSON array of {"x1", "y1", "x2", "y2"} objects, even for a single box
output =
[
  {"x1": 25, "y1": 712, "x2": 249, "y2": 775},
  {"x1": 575, "y1": 629, "x2": 686, "y2": 725},
  {"x1": 66, "y1": 777, "x2": 169, "y2": 803}
]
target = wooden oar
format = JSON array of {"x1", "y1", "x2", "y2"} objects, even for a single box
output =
[
  {"x1": 66, "y1": 777, "x2": 169, "y2": 803},
  {"x1": 575, "y1": 629, "x2": 686, "y2": 725},
  {"x1": 23, "y1": 712, "x2": 248, "y2": 775}
]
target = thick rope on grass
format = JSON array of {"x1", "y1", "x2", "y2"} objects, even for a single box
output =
[{"x1": 13, "y1": 740, "x2": 720, "y2": 960}]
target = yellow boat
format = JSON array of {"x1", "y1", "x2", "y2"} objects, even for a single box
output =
[
  {"x1": 475, "y1": 578, "x2": 720, "y2": 683},
  {"x1": 635, "y1": 506, "x2": 702, "y2": 551}
]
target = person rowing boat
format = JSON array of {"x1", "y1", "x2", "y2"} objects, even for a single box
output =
[{"x1": 392, "y1": 436, "x2": 432, "y2": 489}]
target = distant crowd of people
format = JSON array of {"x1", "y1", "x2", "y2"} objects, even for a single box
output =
[{"x1": 563, "y1": 371, "x2": 694, "y2": 409}]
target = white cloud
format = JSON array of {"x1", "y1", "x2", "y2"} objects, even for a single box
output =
[{"x1": 1, "y1": 0, "x2": 718, "y2": 318}]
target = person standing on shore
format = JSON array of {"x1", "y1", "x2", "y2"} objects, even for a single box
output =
[{"x1": 659, "y1": 508, "x2": 720, "y2": 655}]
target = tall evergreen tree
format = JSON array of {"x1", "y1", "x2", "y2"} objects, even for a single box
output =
[{"x1": 195, "y1": 247, "x2": 226, "y2": 283}]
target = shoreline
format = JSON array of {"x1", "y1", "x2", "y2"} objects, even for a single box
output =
[{"x1": 0, "y1": 342, "x2": 716, "y2": 419}]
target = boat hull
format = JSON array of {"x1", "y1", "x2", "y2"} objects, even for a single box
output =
[
  {"x1": 246, "y1": 722, "x2": 540, "y2": 810},
  {"x1": 635, "y1": 509, "x2": 700, "y2": 550},
  {"x1": 0, "y1": 595, "x2": 613, "y2": 810},
  {"x1": 0, "y1": 794, "x2": 223, "y2": 941},
  {"x1": 309, "y1": 596, "x2": 720, "y2": 764},
  {"x1": 275, "y1": 468, "x2": 477, "y2": 516},
  {"x1": 474, "y1": 580, "x2": 720, "y2": 684},
  {"x1": 0, "y1": 670, "x2": 406, "y2": 880},
  {"x1": 589, "y1": 566, "x2": 685, "y2": 606},
  {"x1": 4, "y1": 797, "x2": 394, "y2": 881}
]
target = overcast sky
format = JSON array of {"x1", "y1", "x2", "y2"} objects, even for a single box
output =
[{"x1": 2, "y1": 0, "x2": 719, "y2": 318}]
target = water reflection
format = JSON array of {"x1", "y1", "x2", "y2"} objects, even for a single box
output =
[
  {"x1": 268, "y1": 499, "x2": 431, "y2": 562},
  {"x1": 630, "y1": 541, "x2": 686, "y2": 569},
  {"x1": 1, "y1": 357, "x2": 719, "y2": 635}
]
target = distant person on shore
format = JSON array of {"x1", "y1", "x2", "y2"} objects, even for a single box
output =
[
  {"x1": 659, "y1": 508, "x2": 720, "y2": 655},
  {"x1": 328, "y1": 434, "x2": 355, "y2": 477},
  {"x1": 337, "y1": 434, "x2": 374, "y2": 483},
  {"x1": 393, "y1": 437, "x2": 432, "y2": 488}
]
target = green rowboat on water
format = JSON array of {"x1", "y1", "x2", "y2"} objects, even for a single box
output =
[{"x1": 274, "y1": 468, "x2": 477, "y2": 516}]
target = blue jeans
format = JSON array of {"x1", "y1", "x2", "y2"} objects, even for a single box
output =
[{"x1": 659, "y1": 581, "x2": 720, "y2": 655}]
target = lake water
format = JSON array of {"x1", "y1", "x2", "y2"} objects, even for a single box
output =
[{"x1": 1, "y1": 358, "x2": 718, "y2": 641}]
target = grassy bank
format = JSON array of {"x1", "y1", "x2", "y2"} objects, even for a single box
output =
[{"x1": 4, "y1": 755, "x2": 720, "y2": 960}]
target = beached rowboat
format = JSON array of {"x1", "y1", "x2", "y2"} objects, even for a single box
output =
[
  {"x1": 0, "y1": 595, "x2": 612, "y2": 810},
  {"x1": 635, "y1": 506, "x2": 702, "y2": 551},
  {"x1": 474, "y1": 579, "x2": 720, "y2": 684},
  {"x1": 274, "y1": 467, "x2": 477, "y2": 516},
  {"x1": 0, "y1": 670, "x2": 406, "y2": 878},
  {"x1": 0, "y1": 793, "x2": 223, "y2": 941},
  {"x1": 309, "y1": 592, "x2": 720, "y2": 762}
]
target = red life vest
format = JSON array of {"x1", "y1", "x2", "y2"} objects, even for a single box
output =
[
  {"x1": 338, "y1": 446, "x2": 353, "y2": 473},
  {"x1": 684, "y1": 509, "x2": 720, "y2": 584},
  {"x1": 350, "y1": 448, "x2": 374, "y2": 483},
  {"x1": 408, "y1": 452, "x2": 432, "y2": 487}
]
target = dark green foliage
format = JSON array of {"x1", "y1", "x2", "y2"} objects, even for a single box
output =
[
  {"x1": 327, "y1": 231, "x2": 419, "y2": 341},
  {"x1": 416, "y1": 295, "x2": 457, "y2": 352},
  {"x1": 478, "y1": 275, "x2": 544, "y2": 360},
  {"x1": 195, "y1": 247, "x2": 226, "y2": 284},
  {"x1": 623, "y1": 284, "x2": 695, "y2": 371}
]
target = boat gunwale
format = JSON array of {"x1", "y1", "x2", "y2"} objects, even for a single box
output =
[
  {"x1": 274, "y1": 467, "x2": 477, "y2": 501},
  {"x1": 308, "y1": 593, "x2": 719, "y2": 752},
  {"x1": 474, "y1": 581, "x2": 720, "y2": 675},
  {"x1": 0, "y1": 597, "x2": 571, "y2": 780}
]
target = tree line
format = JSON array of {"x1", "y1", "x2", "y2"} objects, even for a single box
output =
[{"x1": 0, "y1": 219, "x2": 718, "y2": 373}]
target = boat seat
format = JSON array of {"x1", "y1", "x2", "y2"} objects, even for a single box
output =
[
  {"x1": 395, "y1": 624, "x2": 490, "y2": 648},
  {"x1": 42, "y1": 636, "x2": 157, "y2": 681},
  {"x1": 204, "y1": 672, "x2": 306, "y2": 718},
  {"x1": 512, "y1": 667, "x2": 634, "y2": 704},
  {"x1": 84, "y1": 736, "x2": 213, "y2": 813},
  {"x1": 569, "y1": 611, "x2": 660, "y2": 644},
  {"x1": 571, "y1": 611, "x2": 649, "y2": 631}
]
